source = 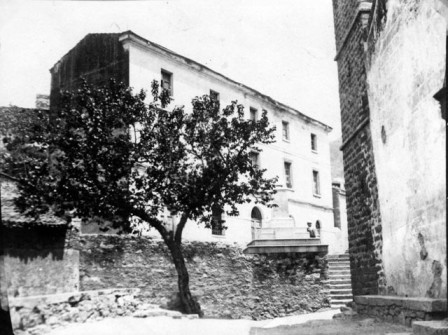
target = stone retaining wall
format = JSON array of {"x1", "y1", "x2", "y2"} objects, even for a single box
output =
[
  {"x1": 353, "y1": 295, "x2": 447, "y2": 327},
  {"x1": 79, "y1": 234, "x2": 330, "y2": 320}
]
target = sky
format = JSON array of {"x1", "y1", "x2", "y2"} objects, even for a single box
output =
[{"x1": 0, "y1": 0, "x2": 342, "y2": 139}]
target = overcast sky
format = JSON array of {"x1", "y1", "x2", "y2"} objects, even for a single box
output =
[{"x1": 0, "y1": 0, "x2": 341, "y2": 139}]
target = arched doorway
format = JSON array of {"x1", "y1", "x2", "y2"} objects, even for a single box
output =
[{"x1": 251, "y1": 207, "x2": 262, "y2": 240}]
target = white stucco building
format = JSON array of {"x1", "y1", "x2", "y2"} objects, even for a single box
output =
[{"x1": 50, "y1": 31, "x2": 346, "y2": 254}]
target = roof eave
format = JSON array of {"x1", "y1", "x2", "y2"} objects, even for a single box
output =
[{"x1": 118, "y1": 31, "x2": 333, "y2": 132}]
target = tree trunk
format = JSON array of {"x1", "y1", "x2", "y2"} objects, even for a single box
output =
[{"x1": 167, "y1": 240, "x2": 203, "y2": 317}]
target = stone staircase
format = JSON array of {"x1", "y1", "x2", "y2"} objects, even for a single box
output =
[{"x1": 327, "y1": 253, "x2": 353, "y2": 308}]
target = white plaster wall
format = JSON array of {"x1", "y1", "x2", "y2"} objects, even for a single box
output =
[
  {"x1": 126, "y1": 41, "x2": 334, "y2": 245},
  {"x1": 367, "y1": 0, "x2": 446, "y2": 298}
]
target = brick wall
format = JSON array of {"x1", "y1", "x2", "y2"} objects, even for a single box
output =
[{"x1": 332, "y1": 0, "x2": 385, "y2": 295}]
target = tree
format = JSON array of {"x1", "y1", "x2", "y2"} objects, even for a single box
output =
[
  {"x1": 0, "y1": 106, "x2": 49, "y2": 178},
  {"x1": 10, "y1": 79, "x2": 278, "y2": 316}
]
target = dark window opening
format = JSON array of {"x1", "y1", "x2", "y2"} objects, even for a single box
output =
[
  {"x1": 311, "y1": 133, "x2": 317, "y2": 151},
  {"x1": 249, "y1": 152, "x2": 259, "y2": 168},
  {"x1": 282, "y1": 121, "x2": 290, "y2": 141},
  {"x1": 210, "y1": 90, "x2": 220, "y2": 103},
  {"x1": 250, "y1": 107, "x2": 258, "y2": 121},
  {"x1": 161, "y1": 69, "x2": 173, "y2": 96},
  {"x1": 211, "y1": 205, "x2": 225, "y2": 236}
]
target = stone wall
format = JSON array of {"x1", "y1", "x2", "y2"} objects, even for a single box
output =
[
  {"x1": 3, "y1": 249, "x2": 79, "y2": 298},
  {"x1": 365, "y1": 0, "x2": 447, "y2": 298},
  {"x1": 353, "y1": 295, "x2": 446, "y2": 327},
  {"x1": 79, "y1": 234, "x2": 330, "y2": 320},
  {"x1": 332, "y1": 0, "x2": 385, "y2": 295},
  {"x1": 1, "y1": 224, "x2": 80, "y2": 299}
]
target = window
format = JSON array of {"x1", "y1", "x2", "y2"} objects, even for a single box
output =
[
  {"x1": 313, "y1": 170, "x2": 320, "y2": 196},
  {"x1": 284, "y1": 162, "x2": 292, "y2": 188},
  {"x1": 282, "y1": 121, "x2": 289, "y2": 141},
  {"x1": 210, "y1": 90, "x2": 220, "y2": 103},
  {"x1": 249, "y1": 152, "x2": 259, "y2": 168},
  {"x1": 161, "y1": 69, "x2": 173, "y2": 96},
  {"x1": 250, "y1": 107, "x2": 258, "y2": 121},
  {"x1": 211, "y1": 205, "x2": 225, "y2": 236},
  {"x1": 311, "y1": 133, "x2": 317, "y2": 152}
]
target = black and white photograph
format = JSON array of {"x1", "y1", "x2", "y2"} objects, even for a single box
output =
[{"x1": 0, "y1": 0, "x2": 446, "y2": 334}]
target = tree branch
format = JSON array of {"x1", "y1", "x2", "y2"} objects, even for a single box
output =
[{"x1": 131, "y1": 207, "x2": 170, "y2": 241}]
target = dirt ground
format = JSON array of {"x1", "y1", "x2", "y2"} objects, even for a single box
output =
[
  {"x1": 250, "y1": 317, "x2": 410, "y2": 335},
  {"x1": 43, "y1": 314, "x2": 411, "y2": 335}
]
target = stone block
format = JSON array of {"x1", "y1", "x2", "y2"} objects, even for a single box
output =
[{"x1": 413, "y1": 321, "x2": 448, "y2": 335}]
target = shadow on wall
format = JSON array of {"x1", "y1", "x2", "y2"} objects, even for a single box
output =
[{"x1": 1, "y1": 225, "x2": 70, "y2": 262}]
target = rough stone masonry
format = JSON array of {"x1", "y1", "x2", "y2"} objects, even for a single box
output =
[
  {"x1": 79, "y1": 234, "x2": 330, "y2": 320},
  {"x1": 331, "y1": 0, "x2": 385, "y2": 296}
]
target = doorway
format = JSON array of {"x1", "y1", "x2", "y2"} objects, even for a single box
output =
[{"x1": 251, "y1": 207, "x2": 262, "y2": 240}]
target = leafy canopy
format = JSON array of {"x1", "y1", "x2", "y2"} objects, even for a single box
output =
[{"x1": 13, "y1": 79, "x2": 278, "y2": 234}]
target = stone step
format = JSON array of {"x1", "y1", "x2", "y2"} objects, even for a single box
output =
[
  {"x1": 327, "y1": 255, "x2": 350, "y2": 260},
  {"x1": 328, "y1": 259, "x2": 350, "y2": 264},
  {"x1": 330, "y1": 289, "x2": 353, "y2": 295},
  {"x1": 329, "y1": 270, "x2": 351, "y2": 275},
  {"x1": 329, "y1": 281, "x2": 352, "y2": 286},
  {"x1": 328, "y1": 266, "x2": 350, "y2": 270},
  {"x1": 329, "y1": 284, "x2": 352, "y2": 290},
  {"x1": 330, "y1": 294, "x2": 353, "y2": 300},
  {"x1": 328, "y1": 270, "x2": 351, "y2": 278},
  {"x1": 328, "y1": 274, "x2": 352, "y2": 280},
  {"x1": 328, "y1": 260, "x2": 350, "y2": 264},
  {"x1": 329, "y1": 267, "x2": 350, "y2": 271},
  {"x1": 331, "y1": 300, "x2": 353, "y2": 308},
  {"x1": 330, "y1": 301, "x2": 353, "y2": 307},
  {"x1": 328, "y1": 262, "x2": 350, "y2": 269}
]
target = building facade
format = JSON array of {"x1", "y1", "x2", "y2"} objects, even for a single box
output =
[
  {"x1": 50, "y1": 31, "x2": 347, "y2": 254},
  {"x1": 333, "y1": 0, "x2": 446, "y2": 308}
]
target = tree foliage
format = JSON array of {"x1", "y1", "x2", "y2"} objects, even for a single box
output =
[
  {"x1": 1, "y1": 106, "x2": 49, "y2": 178},
  {"x1": 10, "y1": 79, "x2": 278, "y2": 315}
]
